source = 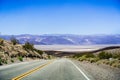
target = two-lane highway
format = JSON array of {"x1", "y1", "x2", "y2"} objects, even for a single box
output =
[
  {"x1": 0, "y1": 59, "x2": 95, "y2": 80},
  {"x1": 0, "y1": 60, "x2": 51, "y2": 80}
]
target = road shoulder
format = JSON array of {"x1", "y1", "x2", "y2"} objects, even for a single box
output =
[{"x1": 72, "y1": 59, "x2": 120, "y2": 80}]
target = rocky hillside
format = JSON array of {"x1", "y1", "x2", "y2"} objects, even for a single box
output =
[{"x1": 0, "y1": 39, "x2": 49, "y2": 65}]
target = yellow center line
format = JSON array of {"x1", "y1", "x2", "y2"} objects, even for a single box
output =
[{"x1": 12, "y1": 60, "x2": 54, "y2": 80}]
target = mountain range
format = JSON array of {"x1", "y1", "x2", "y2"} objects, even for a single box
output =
[{"x1": 0, "y1": 34, "x2": 120, "y2": 45}]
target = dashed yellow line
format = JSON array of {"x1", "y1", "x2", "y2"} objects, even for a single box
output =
[{"x1": 12, "y1": 60, "x2": 54, "y2": 80}]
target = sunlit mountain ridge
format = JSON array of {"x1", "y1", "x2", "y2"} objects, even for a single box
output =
[{"x1": 0, "y1": 34, "x2": 120, "y2": 45}]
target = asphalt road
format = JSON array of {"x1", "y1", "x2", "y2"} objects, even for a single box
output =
[{"x1": 0, "y1": 59, "x2": 95, "y2": 80}]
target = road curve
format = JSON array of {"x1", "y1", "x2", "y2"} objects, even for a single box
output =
[{"x1": 0, "y1": 59, "x2": 95, "y2": 80}]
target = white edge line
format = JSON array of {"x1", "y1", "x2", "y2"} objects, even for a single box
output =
[{"x1": 69, "y1": 60, "x2": 90, "y2": 80}]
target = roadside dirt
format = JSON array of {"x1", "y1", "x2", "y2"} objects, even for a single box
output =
[{"x1": 73, "y1": 60, "x2": 120, "y2": 80}]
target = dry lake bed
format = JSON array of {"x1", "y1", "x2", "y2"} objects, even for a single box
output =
[{"x1": 34, "y1": 44, "x2": 120, "y2": 52}]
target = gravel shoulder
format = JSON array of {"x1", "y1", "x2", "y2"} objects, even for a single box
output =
[{"x1": 73, "y1": 60, "x2": 120, "y2": 80}]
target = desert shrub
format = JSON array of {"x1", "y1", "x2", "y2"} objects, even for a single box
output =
[
  {"x1": 78, "y1": 55, "x2": 87, "y2": 61},
  {"x1": 48, "y1": 55, "x2": 51, "y2": 59},
  {"x1": 77, "y1": 53, "x2": 97, "y2": 62},
  {"x1": 89, "y1": 58, "x2": 95, "y2": 63},
  {"x1": 112, "y1": 63, "x2": 118, "y2": 67},
  {"x1": 72, "y1": 54, "x2": 83, "y2": 58},
  {"x1": 105, "y1": 60, "x2": 112, "y2": 65},
  {"x1": 1, "y1": 59, "x2": 8, "y2": 64},
  {"x1": 116, "y1": 64, "x2": 120, "y2": 68},
  {"x1": 78, "y1": 58, "x2": 84, "y2": 61},
  {"x1": 4, "y1": 60, "x2": 7, "y2": 64},
  {"x1": 0, "y1": 58, "x2": 2, "y2": 65},
  {"x1": 10, "y1": 37, "x2": 19, "y2": 45},
  {"x1": 96, "y1": 59, "x2": 120, "y2": 68},
  {"x1": 112, "y1": 53, "x2": 120, "y2": 59},
  {"x1": 18, "y1": 56, "x2": 23, "y2": 61},
  {"x1": 104, "y1": 60, "x2": 110, "y2": 65},
  {"x1": 23, "y1": 42, "x2": 34, "y2": 50},
  {"x1": 11, "y1": 59, "x2": 14, "y2": 63},
  {"x1": 110, "y1": 60, "x2": 120, "y2": 68},
  {"x1": 89, "y1": 58, "x2": 99, "y2": 63},
  {"x1": 0, "y1": 38, "x2": 4, "y2": 46},
  {"x1": 98, "y1": 51, "x2": 112, "y2": 59},
  {"x1": 84, "y1": 53, "x2": 95, "y2": 58},
  {"x1": 34, "y1": 49, "x2": 43, "y2": 55},
  {"x1": 73, "y1": 53, "x2": 95, "y2": 59}
]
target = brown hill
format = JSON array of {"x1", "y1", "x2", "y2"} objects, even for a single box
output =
[{"x1": 0, "y1": 39, "x2": 49, "y2": 65}]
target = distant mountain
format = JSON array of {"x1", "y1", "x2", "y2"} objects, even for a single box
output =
[{"x1": 0, "y1": 34, "x2": 120, "y2": 45}]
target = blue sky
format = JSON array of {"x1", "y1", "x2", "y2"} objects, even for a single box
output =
[{"x1": 0, "y1": 0, "x2": 120, "y2": 35}]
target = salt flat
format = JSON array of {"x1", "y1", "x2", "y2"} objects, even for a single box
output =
[{"x1": 34, "y1": 44, "x2": 120, "y2": 52}]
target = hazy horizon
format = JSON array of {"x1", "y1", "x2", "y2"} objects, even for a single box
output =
[{"x1": 1, "y1": 33, "x2": 120, "y2": 36}]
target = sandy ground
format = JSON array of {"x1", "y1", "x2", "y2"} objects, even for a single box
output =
[{"x1": 73, "y1": 60, "x2": 120, "y2": 80}]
